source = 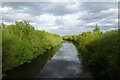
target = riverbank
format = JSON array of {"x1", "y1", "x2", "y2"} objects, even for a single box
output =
[
  {"x1": 2, "y1": 44, "x2": 62, "y2": 79},
  {"x1": 2, "y1": 21, "x2": 63, "y2": 72},
  {"x1": 63, "y1": 27, "x2": 120, "y2": 80},
  {"x1": 3, "y1": 43, "x2": 93, "y2": 79}
]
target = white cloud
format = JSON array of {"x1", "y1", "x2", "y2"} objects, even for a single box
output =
[
  {"x1": 61, "y1": 14, "x2": 79, "y2": 26},
  {"x1": 100, "y1": 8, "x2": 118, "y2": 13},
  {"x1": 86, "y1": 22, "x2": 96, "y2": 26},
  {"x1": 66, "y1": 0, "x2": 81, "y2": 11},
  {"x1": 2, "y1": 21, "x2": 13, "y2": 25},
  {"x1": 36, "y1": 14, "x2": 57, "y2": 26},
  {"x1": 1, "y1": 2, "x2": 118, "y2": 36},
  {"x1": 0, "y1": 6, "x2": 12, "y2": 13}
]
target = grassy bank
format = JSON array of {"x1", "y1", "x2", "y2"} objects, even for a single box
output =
[
  {"x1": 2, "y1": 21, "x2": 63, "y2": 72},
  {"x1": 63, "y1": 25, "x2": 120, "y2": 79}
]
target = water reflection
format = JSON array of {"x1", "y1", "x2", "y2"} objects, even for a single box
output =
[
  {"x1": 3, "y1": 44, "x2": 62, "y2": 79},
  {"x1": 53, "y1": 43, "x2": 79, "y2": 62},
  {"x1": 3, "y1": 43, "x2": 93, "y2": 79},
  {"x1": 36, "y1": 60, "x2": 82, "y2": 78},
  {"x1": 35, "y1": 43, "x2": 93, "y2": 78}
]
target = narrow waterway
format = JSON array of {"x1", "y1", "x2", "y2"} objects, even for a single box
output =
[{"x1": 3, "y1": 43, "x2": 93, "y2": 79}]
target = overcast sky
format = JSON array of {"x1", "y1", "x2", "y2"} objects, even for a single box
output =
[{"x1": 1, "y1": 1, "x2": 118, "y2": 36}]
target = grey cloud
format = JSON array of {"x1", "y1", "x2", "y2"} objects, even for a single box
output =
[
  {"x1": 80, "y1": 2, "x2": 117, "y2": 13},
  {"x1": 3, "y1": 2, "x2": 48, "y2": 16},
  {"x1": 78, "y1": 3, "x2": 118, "y2": 23},
  {"x1": 55, "y1": 19, "x2": 64, "y2": 25},
  {"x1": 2, "y1": 2, "x2": 118, "y2": 36},
  {"x1": 75, "y1": 3, "x2": 118, "y2": 32},
  {"x1": 3, "y1": 2, "x2": 80, "y2": 16}
]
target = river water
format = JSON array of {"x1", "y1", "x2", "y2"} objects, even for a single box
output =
[{"x1": 3, "y1": 43, "x2": 93, "y2": 79}]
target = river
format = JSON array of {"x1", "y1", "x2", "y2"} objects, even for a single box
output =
[{"x1": 3, "y1": 43, "x2": 93, "y2": 79}]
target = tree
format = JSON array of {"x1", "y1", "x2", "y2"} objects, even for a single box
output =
[{"x1": 93, "y1": 24, "x2": 101, "y2": 34}]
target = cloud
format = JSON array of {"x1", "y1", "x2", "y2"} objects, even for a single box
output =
[
  {"x1": 80, "y1": 2, "x2": 117, "y2": 13},
  {"x1": 1, "y1": 2, "x2": 118, "y2": 36},
  {"x1": 2, "y1": 2, "x2": 80, "y2": 16}
]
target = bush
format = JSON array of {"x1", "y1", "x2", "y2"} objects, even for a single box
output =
[
  {"x1": 63, "y1": 25, "x2": 120, "y2": 79},
  {"x1": 2, "y1": 21, "x2": 63, "y2": 72}
]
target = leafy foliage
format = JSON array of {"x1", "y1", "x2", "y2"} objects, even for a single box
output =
[
  {"x1": 2, "y1": 21, "x2": 63, "y2": 72},
  {"x1": 63, "y1": 25, "x2": 120, "y2": 79}
]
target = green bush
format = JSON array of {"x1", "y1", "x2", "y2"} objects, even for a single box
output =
[
  {"x1": 2, "y1": 21, "x2": 63, "y2": 72},
  {"x1": 63, "y1": 25, "x2": 120, "y2": 79}
]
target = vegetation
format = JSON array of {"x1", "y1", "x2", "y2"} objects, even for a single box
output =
[
  {"x1": 63, "y1": 25, "x2": 120, "y2": 79},
  {"x1": 2, "y1": 44, "x2": 62, "y2": 79},
  {"x1": 2, "y1": 21, "x2": 63, "y2": 72},
  {"x1": 2, "y1": 21, "x2": 120, "y2": 79}
]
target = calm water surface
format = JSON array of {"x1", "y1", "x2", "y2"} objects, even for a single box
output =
[{"x1": 3, "y1": 43, "x2": 93, "y2": 79}]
